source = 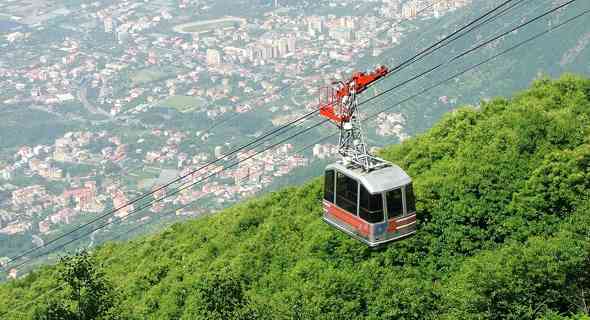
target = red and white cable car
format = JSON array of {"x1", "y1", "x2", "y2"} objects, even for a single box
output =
[{"x1": 319, "y1": 66, "x2": 417, "y2": 247}]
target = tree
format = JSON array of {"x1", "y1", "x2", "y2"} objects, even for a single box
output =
[
  {"x1": 34, "y1": 250, "x2": 120, "y2": 320},
  {"x1": 182, "y1": 271, "x2": 249, "y2": 320},
  {"x1": 441, "y1": 235, "x2": 590, "y2": 319}
]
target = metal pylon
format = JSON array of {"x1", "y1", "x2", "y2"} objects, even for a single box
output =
[{"x1": 337, "y1": 88, "x2": 379, "y2": 171}]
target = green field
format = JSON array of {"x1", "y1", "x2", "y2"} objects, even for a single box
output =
[
  {"x1": 130, "y1": 68, "x2": 169, "y2": 85},
  {"x1": 128, "y1": 166, "x2": 161, "y2": 190},
  {"x1": 174, "y1": 17, "x2": 246, "y2": 34},
  {"x1": 159, "y1": 95, "x2": 206, "y2": 112},
  {"x1": 183, "y1": 20, "x2": 237, "y2": 33}
]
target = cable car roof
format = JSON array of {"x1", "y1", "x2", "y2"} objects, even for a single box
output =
[{"x1": 326, "y1": 162, "x2": 412, "y2": 194}]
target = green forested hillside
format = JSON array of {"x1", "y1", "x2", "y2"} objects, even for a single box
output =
[{"x1": 2, "y1": 75, "x2": 590, "y2": 319}]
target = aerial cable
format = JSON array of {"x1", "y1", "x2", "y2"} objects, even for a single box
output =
[
  {"x1": 359, "y1": 0, "x2": 581, "y2": 108},
  {"x1": 360, "y1": 0, "x2": 531, "y2": 93},
  {"x1": 8, "y1": 116, "x2": 329, "y2": 271},
  {"x1": 9, "y1": 1, "x2": 587, "y2": 273},
  {"x1": 3, "y1": 99, "x2": 319, "y2": 267},
  {"x1": 382, "y1": 0, "x2": 518, "y2": 77},
  {"x1": 385, "y1": 0, "x2": 532, "y2": 66},
  {"x1": 319, "y1": 4, "x2": 590, "y2": 175},
  {"x1": 361, "y1": 0, "x2": 550, "y2": 113},
  {"x1": 7, "y1": 9, "x2": 589, "y2": 319}
]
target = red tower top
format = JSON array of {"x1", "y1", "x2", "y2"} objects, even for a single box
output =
[{"x1": 319, "y1": 65, "x2": 389, "y2": 124}]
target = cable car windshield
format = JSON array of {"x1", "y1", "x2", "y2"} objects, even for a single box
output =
[
  {"x1": 359, "y1": 185, "x2": 384, "y2": 223},
  {"x1": 324, "y1": 170, "x2": 335, "y2": 202},
  {"x1": 405, "y1": 183, "x2": 416, "y2": 213},
  {"x1": 386, "y1": 188, "x2": 403, "y2": 219},
  {"x1": 336, "y1": 172, "x2": 358, "y2": 214}
]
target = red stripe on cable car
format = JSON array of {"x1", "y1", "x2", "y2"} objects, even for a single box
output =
[
  {"x1": 324, "y1": 201, "x2": 369, "y2": 236},
  {"x1": 397, "y1": 214, "x2": 416, "y2": 224},
  {"x1": 387, "y1": 213, "x2": 417, "y2": 232},
  {"x1": 387, "y1": 219, "x2": 397, "y2": 233},
  {"x1": 395, "y1": 214, "x2": 417, "y2": 230}
]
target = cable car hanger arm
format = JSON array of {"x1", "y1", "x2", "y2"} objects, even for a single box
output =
[{"x1": 318, "y1": 65, "x2": 391, "y2": 171}]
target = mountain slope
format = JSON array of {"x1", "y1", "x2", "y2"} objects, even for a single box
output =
[{"x1": 2, "y1": 74, "x2": 590, "y2": 319}]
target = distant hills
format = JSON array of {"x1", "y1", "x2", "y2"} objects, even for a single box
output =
[{"x1": 1, "y1": 74, "x2": 589, "y2": 319}]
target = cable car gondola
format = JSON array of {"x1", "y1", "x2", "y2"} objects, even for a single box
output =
[
  {"x1": 318, "y1": 66, "x2": 417, "y2": 247},
  {"x1": 322, "y1": 162, "x2": 416, "y2": 247}
]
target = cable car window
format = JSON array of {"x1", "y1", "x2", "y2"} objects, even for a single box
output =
[
  {"x1": 359, "y1": 185, "x2": 384, "y2": 223},
  {"x1": 324, "y1": 170, "x2": 335, "y2": 202},
  {"x1": 405, "y1": 183, "x2": 416, "y2": 213},
  {"x1": 386, "y1": 188, "x2": 404, "y2": 219},
  {"x1": 335, "y1": 172, "x2": 358, "y2": 214}
]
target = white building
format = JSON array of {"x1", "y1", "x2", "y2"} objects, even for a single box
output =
[
  {"x1": 214, "y1": 145, "x2": 224, "y2": 159},
  {"x1": 401, "y1": 0, "x2": 419, "y2": 19},
  {"x1": 277, "y1": 38, "x2": 288, "y2": 57},
  {"x1": 206, "y1": 49, "x2": 222, "y2": 66},
  {"x1": 104, "y1": 16, "x2": 115, "y2": 33},
  {"x1": 287, "y1": 36, "x2": 296, "y2": 53}
]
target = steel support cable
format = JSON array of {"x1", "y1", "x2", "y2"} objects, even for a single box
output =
[
  {"x1": 305, "y1": 0, "x2": 534, "y2": 105},
  {"x1": 358, "y1": 0, "x2": 581, "y2": 108},
  {"x1": 8, "y1": 0, "x2": 567, "y2": 270},
  {"x1": 381, "y1": 0, "x2": 517, "y2": 77},
  {"x1": 3, "y1": 103, "x2": 319, "y2": 267},
  {"x1": 389, "y1": 0, "x2": 531, "y2": 67},
  {"x1": 12, "y1": 117, "x2": 316, "y2": 269},
  {"x1": 9, "y1": 118, "x2": 329, "y2": 271},
  {"x1": 0, "y1": 0, "x2": 465, "y2": 268},
  {"x1": 354, "y1": 0, "x2": 536, "y2": 135},
  {"x1": 360, "y1": 0, "x2": 530, "y2": 94},
  {"x1": 371, "y1": 14, "x2": 590, "y2": 135},
  {"x1": 359, "y1": 0, "x2": 541, "y2": 136},
  {"x1": 357, "y1": 0, "x2": 523, "y2": 115},
  {"x1": 2, "y1": 0, "x2": 539, "y2": 269},
  {"x1": 362, "y1": 0, "x2": 547, "y2": 122},
  {"x1": 287, "y1": 0, "x2": 529, "y2": 113},
  {"x1": 7, "y1": 7, "x2": 588, "y2": 314}
]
